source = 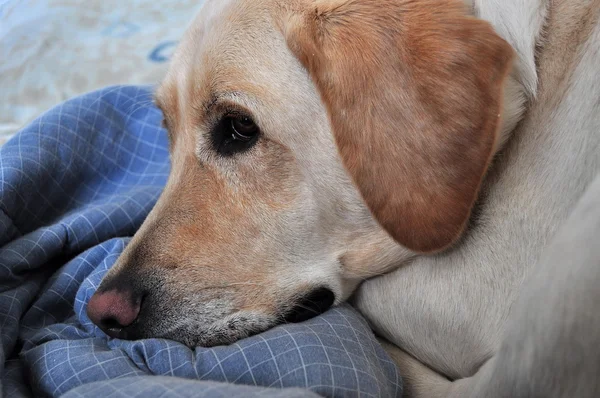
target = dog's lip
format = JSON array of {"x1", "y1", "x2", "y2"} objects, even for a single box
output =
[
  {"x1": 100, "y1": 288, "x2": 335, "y2": 345},
  {"x1": 283, "y1": 287, "x2": 335, "y2": 323}
]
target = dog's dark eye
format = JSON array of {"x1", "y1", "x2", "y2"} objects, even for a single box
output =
[
  {"x1": 230, "y1": 116, "x2": 258, "y2": 141},
  {"x1": 211, "y1": 114, "x2": 260, "y2": 156}
]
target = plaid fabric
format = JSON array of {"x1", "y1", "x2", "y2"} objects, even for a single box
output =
[
  {"x1": 62, "y1": 377, "x2": 321, "y2": 398},
  {"x1": 0, "y1": 86, "x2": 402, "y2": 397}
]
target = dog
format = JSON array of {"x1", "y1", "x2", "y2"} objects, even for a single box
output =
[{"x1": 86, "y1": 0, "x2": 600, "y2": 396}]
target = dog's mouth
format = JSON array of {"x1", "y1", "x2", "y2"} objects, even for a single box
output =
[
  {"x1": 283, "y1": 287, "x2": 335, "y2": 323},
  {"x1": 159, "y1": 288, "x2": 335, "y2": 347},
  {"x1": 90, "y1": 285, "x2": 336, "y2": 347}
]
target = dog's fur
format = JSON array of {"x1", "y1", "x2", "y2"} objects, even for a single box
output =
[
  {"x1": 355, "y1": 0, "x2": 600, "y2": 384},
  {"x1": 88, "y1": 0, "x2": 600, "y2": 395}
]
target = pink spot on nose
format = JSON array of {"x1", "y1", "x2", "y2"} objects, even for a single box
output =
[{"x1": 87, "y1": 289, "x2": 141, "y2": 337}]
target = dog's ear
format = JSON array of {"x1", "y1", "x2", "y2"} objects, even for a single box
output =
[{"x1": 281, "y1": 0, "x2": 514, "y2": 253}]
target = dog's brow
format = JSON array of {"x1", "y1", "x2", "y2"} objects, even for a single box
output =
[
  {"x1": 202, "y1": 95, "x2": 219, "y2": 113},
  {"x1": 196, "y1": 91, "x2": 254, "y2": 116}
]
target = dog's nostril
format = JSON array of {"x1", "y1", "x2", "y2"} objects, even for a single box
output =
[
  {"x1": 285, "y1": 287, "x2": 335, "y2": 323},
  {"x1": 101, "y1": 317, "x2": 125, "y2": 333}
]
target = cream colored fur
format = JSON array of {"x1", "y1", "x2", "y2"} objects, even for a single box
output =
[{"x1": 354, "y1": 1, "x2": 600, "y2": 396}]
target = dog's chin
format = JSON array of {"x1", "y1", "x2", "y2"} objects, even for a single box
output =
[
  {"x1": 155, "y1": 288, "x2": 336, "y2": 347},
  {"x1": 138, "y1": 311, "x2": 279, "y2": 348}
]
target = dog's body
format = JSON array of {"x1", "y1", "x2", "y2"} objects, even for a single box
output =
[
  {"x1": 85, "y1": 0, "x2": 600, "y2": 396},
  {"x1": 355, "y1": 1, "x2": 600, "y2": 395},
  {"x1": 356, "y1": 1, "x2": 600, "y2": 386}
]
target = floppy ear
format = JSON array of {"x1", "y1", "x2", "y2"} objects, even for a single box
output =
[{"x1": 282, "y1": 0, "x2": 514, "y2": 253}]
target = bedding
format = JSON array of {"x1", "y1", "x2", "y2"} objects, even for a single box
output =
[
  {"x1": 0, "y1": 85, "x2": 403, "y2": 397},
  {"x1": 0, "y1": 0, "x2": 204, "y2": 145}
]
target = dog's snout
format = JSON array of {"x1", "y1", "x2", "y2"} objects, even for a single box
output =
[
  {"x1": 285, "y1": 287, "x2": 335, "y2": 323},
  {"x1": 87, "y1": 288, "x2": 143, "y2": 338}
]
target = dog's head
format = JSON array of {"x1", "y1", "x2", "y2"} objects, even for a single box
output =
[{"x1": 87, "y1": 0, "x2": 513, "y2": 346}]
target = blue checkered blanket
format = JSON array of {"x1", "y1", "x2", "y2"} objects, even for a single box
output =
[{"x1": 0, "y1": 86, "x2": 402, "y2": 397}]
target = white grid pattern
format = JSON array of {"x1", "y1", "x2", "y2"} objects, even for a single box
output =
[
  {"x1": 0, "y1": 86, "x2": 402, "y2": 397},
  {"x1": 63, "y1": 376, "x2": 322, "y2": 398}
]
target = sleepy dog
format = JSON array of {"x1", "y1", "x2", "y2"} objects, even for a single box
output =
[{"x1": 87, "y1": 0, "x2": 600, "y2": 396}]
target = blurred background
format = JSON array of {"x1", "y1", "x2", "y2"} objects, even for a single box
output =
[{"x1": 0, "y1": 0, "x2": 207, "y2": 145}]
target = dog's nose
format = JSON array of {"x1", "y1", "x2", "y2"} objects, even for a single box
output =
[{"x1": 87, "y1": 289, "x2": 142, "y2": 338}]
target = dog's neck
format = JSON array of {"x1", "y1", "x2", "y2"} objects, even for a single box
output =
[
  {"x1": 495, "y1": 74, "x2": 526, "y2": 153},
  {"x1": 466, "y1": 0, "x2": 532, "y2": 154}
]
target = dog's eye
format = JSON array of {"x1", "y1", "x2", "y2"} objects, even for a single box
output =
[
  {"x1": 211, "y1": 115, "x2": 260, "y2": 156},
  {"x1": 229, "y1": 116, "x2": 258, "y2": 141}
]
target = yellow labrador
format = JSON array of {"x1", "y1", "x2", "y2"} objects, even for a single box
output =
[{"x1": 87, "y1": 0, "x2": 600, "y2": 396}]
